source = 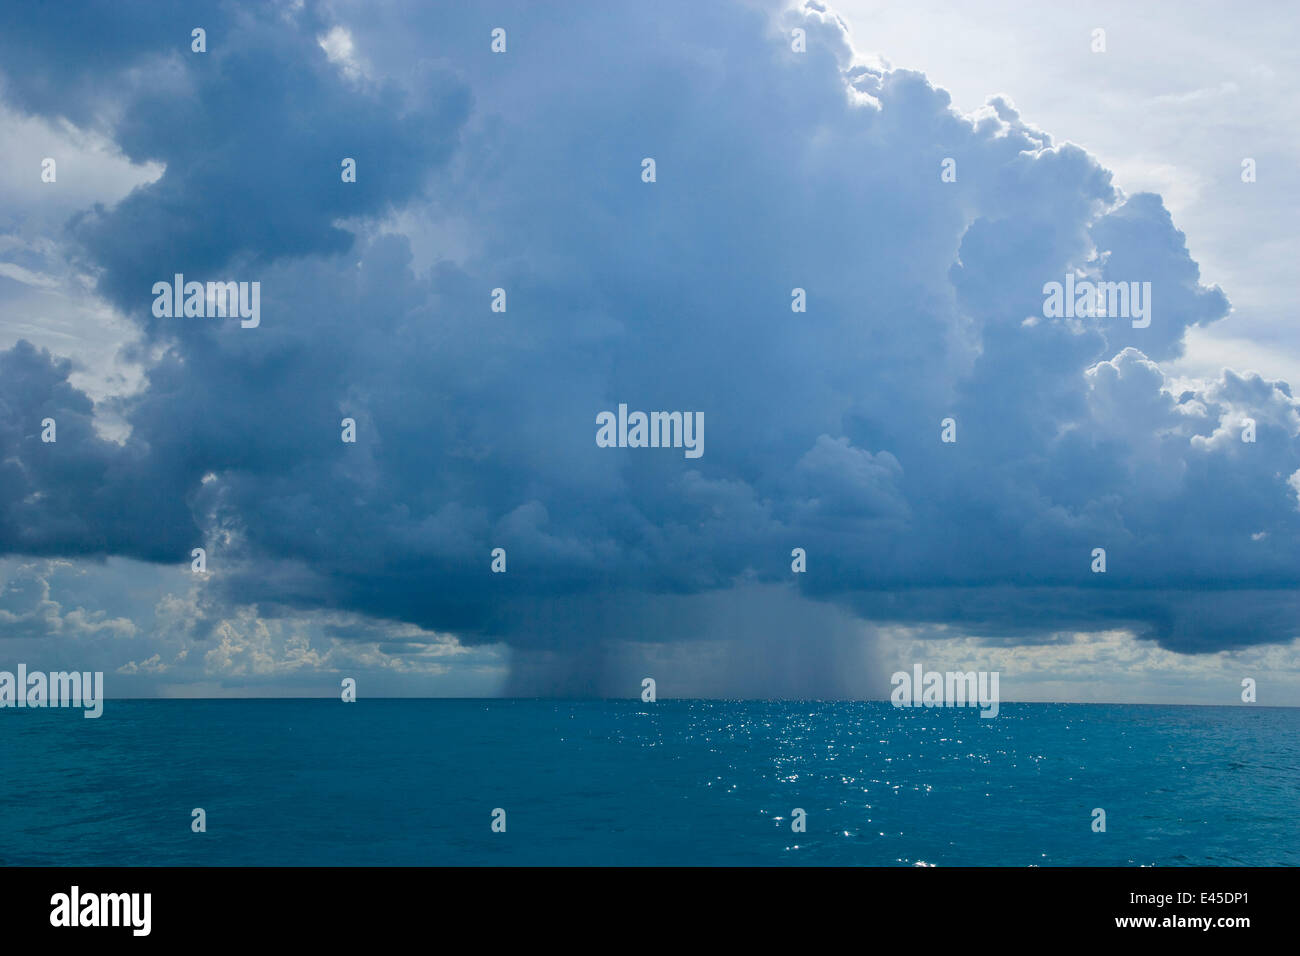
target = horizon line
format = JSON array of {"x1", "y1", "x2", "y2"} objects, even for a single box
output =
[{"x1": 66, "y1": 696, "x2": 1300, "y2": 709}]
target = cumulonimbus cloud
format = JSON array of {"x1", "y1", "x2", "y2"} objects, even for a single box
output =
[{"x1": 0, "y1": 0, "x2": 1295, "y2": 694}]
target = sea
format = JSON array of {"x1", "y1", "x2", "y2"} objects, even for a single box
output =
[{"x1": 1, "y1": 700, "x2": 1295, "y2": 866}]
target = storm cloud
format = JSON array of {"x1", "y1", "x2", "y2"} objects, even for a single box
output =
[{"x1": 1, "y1": 0, "x2": 1296, "y2": 694}]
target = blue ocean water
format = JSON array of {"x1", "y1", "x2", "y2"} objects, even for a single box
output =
[{"x1": 0, "y1": 700, "x2": 1295, "y2": 866}]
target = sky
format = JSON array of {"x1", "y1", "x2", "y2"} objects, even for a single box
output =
[{"x1": 1, "y1": 0, "x2": 1298, "y2": 703}]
